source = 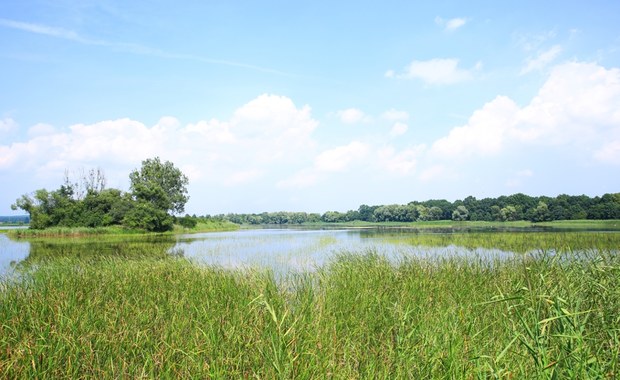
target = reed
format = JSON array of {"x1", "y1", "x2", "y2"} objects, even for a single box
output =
[{"x1": 1, "y1": 246, "x2": 618, "y2": 378}]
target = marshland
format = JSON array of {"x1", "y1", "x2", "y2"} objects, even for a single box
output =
[{"x1": 1, "y1": 225, "x2": 619, "y2": 378}]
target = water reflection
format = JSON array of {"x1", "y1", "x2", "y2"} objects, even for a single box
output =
[
  {"x1": 173, "y1": 229, "x2": 514, "y2": 276},
  {"x1": 0, "y1": 234, "x2": 29, "y2": 276},
  {"x1": 1, "y1": 228, "x2": 618, "y2": 277}
]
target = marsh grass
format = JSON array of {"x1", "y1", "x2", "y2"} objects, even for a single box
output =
[
  {"x1": 7, "y1": 220, "x2": 239, "y2": 239},
  {"x1": 1, "y1": 247, "x2": 618, "y2": 378},
  {"x1": 382, "y1": 231, "x2": 620, "y2": 254}
]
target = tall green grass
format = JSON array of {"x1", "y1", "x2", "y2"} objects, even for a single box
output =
[
  {"x1": 1, "y1": 248, "x2": 618, "y2": 378},
  {"x1": 380, "y1": 231, "x2": 620, "y2": 253},
  {"x1": 7, "y1": 220, "x2": 239, "y2": 239}
]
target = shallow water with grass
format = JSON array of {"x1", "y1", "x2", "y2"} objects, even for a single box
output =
[{"x1": 1, "y1": 227, "x2": 619, "y2": 378}]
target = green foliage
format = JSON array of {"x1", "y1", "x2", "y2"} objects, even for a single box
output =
[
  {"x1": 129, "y1": 157, "x2": 189, "y2": 215},
  {"x1": 222, "y1": 192, "x2": 620, "y2": 225},
  {"x1": 122, "y1": 201, "x2": 174, "y2": 232},
  {"x1": 177, "y1": 215, "x2": 198, "y2": 229},
  {"x1": 451, "y1": 205, "x2": 469, "y2": 221},
  {"x1": 11, "y1": 158, "x2": 190, "y2": 232}
]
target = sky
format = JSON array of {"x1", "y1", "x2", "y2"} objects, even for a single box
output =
[{"x1": 1, "y1": 1, "x2": 620, "y2": 216}]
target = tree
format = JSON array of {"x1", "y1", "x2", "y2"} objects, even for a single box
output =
[
  {"x1": 452, "y1": 205, "x2": 469, "y2": 221},
  {"x1": 500, "y1": 205, "x2": 519, "y2": 221},
  {"x1": 129, "y1": 157, "x2": 189, "y2": 215},
  {"x1": 530, "y1": 201, "x2": 551, "y2": 222}
]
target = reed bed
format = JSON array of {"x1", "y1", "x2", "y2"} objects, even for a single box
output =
[{"x1": 1, "y1": 247, "x2": 618, "y2": 378}]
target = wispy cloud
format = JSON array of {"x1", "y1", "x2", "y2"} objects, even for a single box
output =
[
  {"x1": 520, "y1": 45, "x2": 562, "y2": 74},
  {"x1": 335, "y1": 108, "x2": 371, "y2": 124},
  {"x1": 0, "y1": 18, "x2": 103, "y2": 44},
  {"x1": 435, "y1": 16, "x2": 467, "y2": 32},
  {"x1": 0, "y1": 18, "x2": 291, "y2": 76},
  {"x1": 386, "y1": 58, "x2": 477, "y2": 85}
]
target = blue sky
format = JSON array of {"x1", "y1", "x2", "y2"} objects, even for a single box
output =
[{"x1": 1, "y1": 1, "x2": 620, "y2": 215}]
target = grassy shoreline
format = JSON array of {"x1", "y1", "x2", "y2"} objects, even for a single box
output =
[
  {"x1": 3, "y1": 219, "x2": 620, "y2": 239},
  {"x1": 1, "y1": 248, "x2": 618, "y2": 378},
  {"x1": 1, "y1": 220, "x2": 239, "y2": 239}
]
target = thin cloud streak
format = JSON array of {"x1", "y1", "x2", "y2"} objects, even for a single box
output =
[{"x1": 0, "y1": 18, "x2": 293, "y2": 76}]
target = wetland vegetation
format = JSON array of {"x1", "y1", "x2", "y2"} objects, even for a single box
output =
[
  {"x1": 1, "y1": 227, "x2": 619, "y2": 378},
  {"x1": 4, "y1": 159, "x2": 620, "y2": 377}
]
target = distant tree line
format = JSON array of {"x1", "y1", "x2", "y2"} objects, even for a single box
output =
[
  {"x1": 219, "y1": 193, "x2": 620, "y2": 225},
  {"x1": 11, "y1": 158, "x2": 190, "y2": 232},
  {"x1": 0, "y1": 215, "x2": 30, "y2": 225}
]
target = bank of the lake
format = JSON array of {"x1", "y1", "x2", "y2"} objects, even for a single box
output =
[
  {"x1": 3, "y1": 219, "x2": 239, "y2": 238},
  {"x1": 4, "y1": 219, "x2": 620, "y2": 239}
]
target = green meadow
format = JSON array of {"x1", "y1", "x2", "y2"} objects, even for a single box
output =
[{"x1": 1, "y1": 227, "x2": 619, "y2": 378}]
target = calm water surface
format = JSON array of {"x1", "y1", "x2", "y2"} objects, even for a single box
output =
[{"x1": 1, "y1": 228, "x2": 517, "y2": 277}]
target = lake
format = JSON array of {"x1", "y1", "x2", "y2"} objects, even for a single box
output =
[{"x1": 1, "y1": 227, "x2": 618, "y2": 278}]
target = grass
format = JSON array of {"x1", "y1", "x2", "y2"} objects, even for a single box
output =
[
  {"x1": 378, "y1": 230, "x2": 620, "y2": 253},
  {"x1": 1, "y1": 244, "x2": 618, "y2": 378},
  {"x1": 5, "y1": 220, "x2": 239, "y2": 239}
]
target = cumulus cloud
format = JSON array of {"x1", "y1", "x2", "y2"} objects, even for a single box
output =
[
  {"x1": 387, "y1": 58, "x2": 475, "y2": 85},
  {"x1": 431, "y1": 96, "x2": 520, "y2": 157},
  {"x1": 429, "y1": 61, "x2": 620, "y2": 164},
  {"x1": 435, "y1": 16, "x2": 467, "y2": 32},
  {"x1": 0, "y1": 94, "x2": 319, "y2": 185}
]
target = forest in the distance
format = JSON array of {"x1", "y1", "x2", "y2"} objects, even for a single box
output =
[
  {"x1": 7, "y1": 160, "x2": 620, "y2": 229},
  {"x1": 221, "y1": 192, "x2": 620, "y2": 225}
]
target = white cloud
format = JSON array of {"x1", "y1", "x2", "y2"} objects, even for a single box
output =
[
  {"x1": 0, "y1": 18, "x2": 95, "y2": 44},
  {"x1": 521, "y1": 45, "x2": 562, "y2": 74},
  {"x1": 388, "y1": 58, "x2": 475, "y2": 85},
  {"x1": 429, "y1": 61, "x2": 620, "y2": 165},
  {"x1": 431, "y1": 96, "x2": 520, "y2": 158},
  {"x1": 0, "y1": 94, "x2": 320, "y2": 184},
  {"x1": 336, "y1": 108, "x2": 371, "y2": 124},
  {"x1": 435, "y1": 17, "x2": 467, "y2": 32},
  {"x1": 0, "y1": 19, "x2": 290, "y2": 76},
  {"x1": 389, "y1": 122, "x2": 408, "y2": 137},
  {"x1": 382, "y1": 109, "x2": 409, "y2": 121}
]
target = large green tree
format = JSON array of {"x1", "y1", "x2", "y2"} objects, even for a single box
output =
[{"x1": 129, "y1": 157, "x2": 189, "y2": 215}]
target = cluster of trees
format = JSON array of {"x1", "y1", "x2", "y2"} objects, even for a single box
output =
[
  {"x1": 220, "y1": 193, "x2": 620, "y2": 225},
  {"x1": 11, "y1": 158, "x2": 190, "y2": 232}
]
